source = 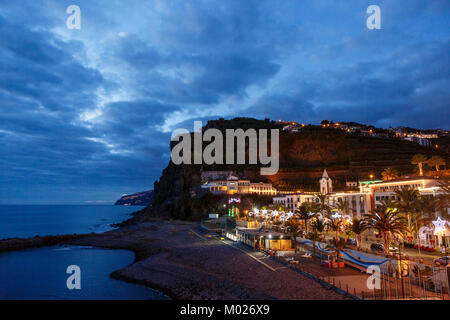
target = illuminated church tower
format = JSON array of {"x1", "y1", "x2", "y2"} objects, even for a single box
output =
[{"x1": 320, "y1": 169, "x2": 333, "y2": 194}]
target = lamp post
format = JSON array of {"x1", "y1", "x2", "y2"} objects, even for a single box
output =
[
  {"x1": 415, "y1": 219, "x2": 423, "y2": 263},
  {"x1": 397, "y1": 240, "x2": 406, "y2": 299}
]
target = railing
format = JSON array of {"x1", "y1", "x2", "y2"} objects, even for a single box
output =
[
  {"x1": 374, "y1": 261, "x2": 449, "y2": 300},
  {"x1": 293, "y1": 243, "x2": 449, "y2": 300}
]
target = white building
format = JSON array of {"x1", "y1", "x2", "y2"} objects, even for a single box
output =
[
  {"x1": 273, "y1": 171, "x2": 448, "y2": 219},
  {"x1": 203, "y1": 174, "x2": 277, "y2": 196},
  {"x1": 346, "y1": 181, "x2": 358, "y2": 188},
  {"x1": 273, "y1": 170, "x2": 368, "y2": 218},
  {"x1": 274, "y1": 193, "x2": 315, "y2": 211},
  {"x1": 404, "y1": 135, "x2": 432, "y2": 147},
  {"x1": 273, "y1": 171, "x2": 449, "y2": 249},
  {"x1": 320, "y1": 169, "x2": 333, "y2": 194},
  {"x1": 364, "y1": 176, "x2": 443, "y2": 209}
]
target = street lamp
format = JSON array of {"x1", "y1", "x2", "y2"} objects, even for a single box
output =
[{"x1": 397, "y1": 240, "x2": 406, "y2": 299}]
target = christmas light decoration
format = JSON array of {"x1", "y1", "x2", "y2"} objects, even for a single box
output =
[{"x1": 432, "y1": 217, "x2": 449, "y2": 236}]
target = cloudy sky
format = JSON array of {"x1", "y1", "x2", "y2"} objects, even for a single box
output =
[{"x1": 0, "y1": 0, "x2": 449, "y2": 204}]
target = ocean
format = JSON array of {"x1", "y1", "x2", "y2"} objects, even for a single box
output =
[
  {"x1": 0, "y1": 205, "x2": 139, "y2": 239},
  {"x1": 0, "y1": 205, "x2": 166, "y2": 300}
]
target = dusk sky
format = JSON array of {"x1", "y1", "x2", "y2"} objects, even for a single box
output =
[{"x1": 0, "y1": 1, "x2": 449, "y2": 204}]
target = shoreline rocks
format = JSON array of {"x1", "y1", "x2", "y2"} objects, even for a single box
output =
[{"x1": 0, "y1": 233, "x2": 96, "y2": 253}]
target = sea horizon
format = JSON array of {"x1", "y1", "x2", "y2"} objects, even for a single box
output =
[{"x1": 0, "y1": 204, "x2": 141, "y2": 240}]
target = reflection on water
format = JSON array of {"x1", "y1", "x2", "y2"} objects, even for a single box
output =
[{"x1": 0, "y1": 245, "x2": 168, "y2": 300}]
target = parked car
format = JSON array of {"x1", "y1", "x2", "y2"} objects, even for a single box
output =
[
  {"x1": 389, "y1": 243, "x2": 400, "y2": 253},
  {"x1": 346, "y1": 238, "x2": 357, "y2": 246},
  {"x1": 371, "y1": 243, "x2": 384, "y2": 252},
  {"x1": 370, "y1": 242, "x2": 399, "y2": 253},
  {"x1": 433, "y1": 256, "x2": 450, "y2": 266}
]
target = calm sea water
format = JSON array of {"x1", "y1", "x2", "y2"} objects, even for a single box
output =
[
  {"x1": 0, "y1": 205, "x2": 139, "y2": 239},
  {"x1": 0, "y1": 245, "x2": 167, "y2": 300},
  {"x1": 0, "y1": 205, "x2": 166, "y2": 300}
]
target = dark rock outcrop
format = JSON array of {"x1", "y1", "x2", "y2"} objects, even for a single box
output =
[{"x1": 115, "y1": 190, "x2": 154, "y2": 206}]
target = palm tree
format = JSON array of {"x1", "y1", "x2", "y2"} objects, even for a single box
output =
[
  {"x1": 393, "y1": 186, "x2": 420, "y2": 236},
  {"x1": 309, "y1": 231, "x2": 320, "y2": 257},
  {"x1": 379, "y1": 198, "x2": 397, "y2": 212},
  {"x1": 412, "y1": 196, "x2": 439, "y2": 253},
  {"x1": 286, "y1": 219, "x2": 301, "y2": 251},
  {"x1": 331, "y1": 237, "x2": 346, "y2": 269},
  {"x1": 311, "y1": 219, "x2": 326, "y2": 256},
  {"x1": 411, "y1": 154, "x2": 428, "y2": 176},
  {"x1": 381, "y1": 168, "x2": 399, "y2": 181},
  {"x1": 349, "y1": 218, "x2": 368, "y2": 250},
  {"x1": 334, "y1": 198, "x2": 350, "y2": 216},
  {"x1": 311, "y1": 218, "x2": 326, "y2": 235},
  {"x1": 328, "y1": 217, "x2": 344, "y2": 243},
  {"x1": 315, "y1": 193, "x2": 331, "y2": 217},
  {"x1": 436, "y1": 178, "x2": 450, "y2": 219},
  {"x1": 295, "y1": 202, "x2": 316, "y2": 234},
  {"x1": 427, "y1": 155, "x2": 446, "y2": 172},
  {"x1": 415, "y1": 196, "x2": 438, "y2": 222},
  {"x1": 364, "y1": 207, "x2": 408, "y2": 255}
]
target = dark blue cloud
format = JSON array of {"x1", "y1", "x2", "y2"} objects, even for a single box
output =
[
  {"x1": 114, "y1": 35, "x2": 280, "y2": 104},
  {"x1": 0, "y1": 1, "x2": 448, "y2": 203}
]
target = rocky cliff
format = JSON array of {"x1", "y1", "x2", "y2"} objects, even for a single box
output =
[
  {"x1": 139, "y1": 118, "x2": 448, "y2": 220},
  {"x1": 115, "y1": 190, "x2": 154, "y2": 206}
]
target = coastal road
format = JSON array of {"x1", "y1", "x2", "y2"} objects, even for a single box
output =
[{"x1": 190, "y1": 227, "x2": 290, "y2": 272}]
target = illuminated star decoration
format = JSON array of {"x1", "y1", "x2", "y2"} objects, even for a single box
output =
[
  {"x1": 331, "y1": 212, "x2": 342, "y2": 220},
  {"x1": 432, "y1": 217, "x2": 449, "y2": 236}
]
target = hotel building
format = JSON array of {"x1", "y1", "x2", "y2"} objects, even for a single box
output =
[
  {"x1": 202, "y1": 171, "x2": 277, "y2": 196},
  {"x1": 273, "y1": 170, "x2": 369, "y2": 218},
  {"x1": 273, "y1": 170, "x2": 447, "y2": 219}
]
